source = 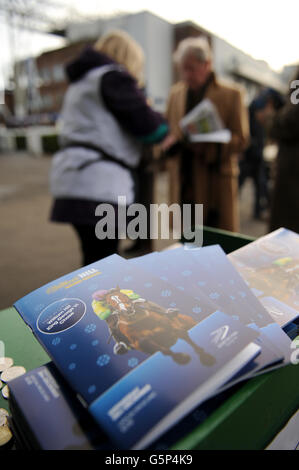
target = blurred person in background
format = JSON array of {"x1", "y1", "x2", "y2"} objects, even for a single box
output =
[
  {"x1": 268, "y1": 67, "x2": 299, "y2": 234},
  {"x1": 161, "y1": 36, "x2": 249, "y2": 232},
  {"x1": 50, "y1": 30, "x2": 169, "y2": 266},
  {"x1": 239, "y1": 88, "x2": 285, "y2": 220}
]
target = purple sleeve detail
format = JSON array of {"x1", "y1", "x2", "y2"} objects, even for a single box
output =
[{"x1": 100, "y1": 70, "x2": 167, "y2": 138}]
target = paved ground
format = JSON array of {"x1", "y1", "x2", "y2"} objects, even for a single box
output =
[
  {"x1": 0, "y1": 152, "x2": 269, "y2": 310},
  {"x1": 0, "y1": 153, "x2": 81, "y2": 309}
]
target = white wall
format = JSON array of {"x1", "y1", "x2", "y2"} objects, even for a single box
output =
[
  {"x1": 130, "y1": 12, "x2": 173, "y2": 112},
  {"x1": 212, "y1": 36, "x2": 286, "y2": 102}
]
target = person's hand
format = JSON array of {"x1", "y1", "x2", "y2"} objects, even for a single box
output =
[{"x1": 160, "y1": 134, "x2": 178, "y2": 152}]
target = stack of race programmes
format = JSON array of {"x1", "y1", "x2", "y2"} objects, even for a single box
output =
[
  {"x1": 6, "y1": 228, "x2": 298, "y2": 450},
  {"x1": 228, "y1": 228, "x2": 299, "y2": 339}
]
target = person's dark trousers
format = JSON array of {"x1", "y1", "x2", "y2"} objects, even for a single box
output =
[
  {"x1": 239, "y1": 159, "x2": 269, "y2": 219},
  {"x1": 73, "y1": 224, "x2": 119, "y2": 266}
]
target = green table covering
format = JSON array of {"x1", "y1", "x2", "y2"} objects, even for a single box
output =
[{"x1": 172, "y1": 362, "x2": 299, "y2": 450}]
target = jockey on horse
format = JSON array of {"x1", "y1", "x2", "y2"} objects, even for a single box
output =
[{"x1": 92, "y1": 288, "x2": 215, "y2": 366}]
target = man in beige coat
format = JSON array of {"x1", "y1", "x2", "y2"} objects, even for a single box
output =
[{"x1": 162, "y1": 37, "x2": 249, "y2": 232}]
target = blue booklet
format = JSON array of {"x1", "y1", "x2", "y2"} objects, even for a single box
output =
[
  {"x1": 229, "y1": 228, "x2": 299, "y2": 327},
  {"x1": 7, "y1": 360, "x2": 255, "y2": 451},
  {"x1": 8, "y1": 363, "x2": 109, "y2": 450},
  {"x1": 13, "y1": 254, "x2": 260, "y2": 449},
  {"x1": 130, "y1": 245, "x2": 292, "y2": 374}
]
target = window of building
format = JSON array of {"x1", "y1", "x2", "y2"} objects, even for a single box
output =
[
  {"x1": 55, "y1": 92, "x2": 65, "y2": 108},
  {"x1": 42, "y1": 94, "x2": 53, "y2": 108},
  {"x1": 53, "y1": 65, "x2": 65, "y2": 83},
  {"x1": 40, "y1": 67, "x2": 52, "y2": 84}
]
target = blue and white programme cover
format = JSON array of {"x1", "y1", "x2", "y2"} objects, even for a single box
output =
[
  {"x1": 229, "y1": 228, "x2": 299, "y2": 327},
  {"x1": 14, "y1": 254, "x2": 260, "y2": 449},
  {"x1": 130, "y1": 248, "x2": 289, "y2": 377},
  {"x1": 162, "y1": 244, "x2": 292, "y2": 358},
  {"x1": 7, "y1": 360, "x2": 252, "y2": 451}
]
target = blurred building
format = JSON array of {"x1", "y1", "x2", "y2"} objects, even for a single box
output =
[
  {"x1": 10, "y1": 10, "x2": 288, "y2": 123},
  {"x1": 13, "y1": 40, "x2": 93, "y2": 121},
  {"x1": 281, "y1": 63, "x2": 299, "y2": 85},
  {"x1": 212, "y1": 36, "x2": 287, "y2": 103},
  {"x1": 4, "y1": 90, "x2": 14, "y2": 115}
]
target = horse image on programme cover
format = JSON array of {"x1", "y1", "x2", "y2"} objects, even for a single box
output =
[
  {"x1": 91, "y1": 287, "x2": 216, "y2": 367},
  {"x1": 240, "y1": 256, "x2": 299, "y2": 309}
]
